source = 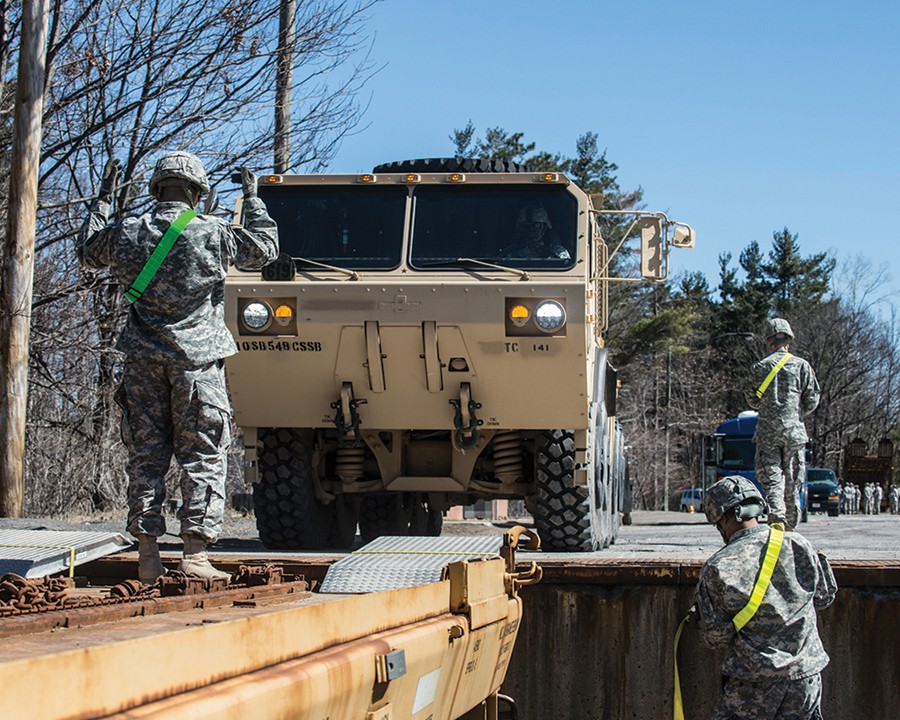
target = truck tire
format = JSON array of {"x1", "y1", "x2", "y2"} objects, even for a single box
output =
[
  {"x1": 359, "y1": 495, "x2": 409, "y2": 544},
  {"x1": 327, "y1": 494, "x2": 359, "y2": 549},
  {"x1": 372, "y1": 158, "x2": 531, "y2": 174},
  {"x1": 409, "y1": 496, "x2": 444, "y2": 537},
  {"x1": 533, "y1": 430, "x2": 593, "y2": 552},
  {"x1": 253, "y1": 428, "x2": 332, "y2": 550},
  {"x1": 359, "y1": 493, "x2": 443, "y2": 544}
]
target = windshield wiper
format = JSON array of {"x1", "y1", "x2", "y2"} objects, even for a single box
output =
[
  {"x1": 416, "y1": 257, "x2": 529, "y2": 280},
  {"x1": 293, "y1": 256, "x2": 360, "y2": 280}
]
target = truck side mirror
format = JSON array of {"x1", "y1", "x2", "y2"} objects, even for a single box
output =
[
  {"x1": 639, "y1": 217, "x2": 663, "y2": 280},
  {"x1": 703, "y1": 436, "x2": 716, "y2": 464},
  {"x1": 671, "y1": 224, "x2": 695, "y2": 249}
]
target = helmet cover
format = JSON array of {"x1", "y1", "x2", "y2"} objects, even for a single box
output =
[
  {"x1": 763, "y1": 317, "x2": 794, "y2": 341},
  {"x1": 517, "y1": 205, "x2": 552, "y2": 228},
  {"x1": 148, "y1": 151, "x2": 210, "y2": 195},
  {"x1": 704, "y1": 476, "x2": 766, "y2": 524}
]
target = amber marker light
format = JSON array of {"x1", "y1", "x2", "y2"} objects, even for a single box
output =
[
  {"x1": 447, "y1": 173, "x2": 466, "y2": 182},
  {"x1": 540, "y1": 173, "x2": 559, "y2": 182},
  {"x1": 357, "y1": 174, "x2": 377, "y2": 183},
  {"x1": 263, "y1": 175, "x2": 283, "y2": 184},
  {"x1": 510, "y1": 303, "x2": 530, "y2": 327},
  {"x1": 402, "y1": 173, "x2": 421, "y2": 183},
  {"x1": 275, "y1": 304, "x2": 293, "y2": 319}
]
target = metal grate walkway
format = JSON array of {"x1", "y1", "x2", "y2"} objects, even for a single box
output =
[
  {"x1": 0, "y1": 529, "x2": 131, "y2": 578},
  {"x1": 320, "y1": 534, "x2": 505, "y2": 594}
]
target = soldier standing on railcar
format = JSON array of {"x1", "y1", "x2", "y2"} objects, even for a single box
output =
[{"x1": 77, "y1": 152, "x2": 278, "y2": 582}]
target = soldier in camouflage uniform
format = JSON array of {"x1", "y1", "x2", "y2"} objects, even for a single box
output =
[
  {"x1": 500, "y1": 205, "x2": 571, "y2": 260},
  {"x1": 863, "y1": 483, "x2": 874, "y2": 515},
  {"x1": 695, "y1": 476, "x2": 837, "y2": 720},
  {"x1": 77, "y1": 152, "x2": 278, "y2": 582},
  {"x1": 747, "y1": 318, "x2": 820, "y2": 530}
]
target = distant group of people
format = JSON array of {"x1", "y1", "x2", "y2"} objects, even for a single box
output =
[
  {"x1": 839, "y1": 482, "x2": 900, "y2": 514},
  {"x1": 840, "y1": 482, "x2": 883, "y2": 514}
]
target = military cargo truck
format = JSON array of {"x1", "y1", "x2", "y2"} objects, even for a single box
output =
[{"x1": 224, "y1": 158, "x2": 694, "y2": 551}]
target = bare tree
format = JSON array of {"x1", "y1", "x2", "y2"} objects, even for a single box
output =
[{"x1": 0, "y1": 0, "x2": 378, "y2": 514}]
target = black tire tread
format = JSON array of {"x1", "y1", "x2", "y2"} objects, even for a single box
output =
[
  {"x1": 372, "y1": 157, "x2": 532, "y2": 174},
  {"x1": 253, "y1": 428, "x2": 331, "y2": 550},
  {"x1": 533, "y1": 430, "x2": 593, "y2": 551}
]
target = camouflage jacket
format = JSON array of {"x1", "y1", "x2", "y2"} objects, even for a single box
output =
[
  {"x1": 696, "y1": 524, "x2": 837, "y2": 680},
  {"x1": 77, "y1": 197, "x2": 278, "y2": 365},
  {"x1": 746, "y1": 348, "x2": 819, "y2": 447}
]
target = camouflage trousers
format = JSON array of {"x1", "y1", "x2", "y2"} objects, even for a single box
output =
[
  {"x1": 116, "y1": 358, "x2": 232, "y2": 543},
  {"x1": 755, "y1": 442, "x2": 805, "y2": 529},
  {"x1": 712, "y1": 674, "x2": 823, "y2": 720}
]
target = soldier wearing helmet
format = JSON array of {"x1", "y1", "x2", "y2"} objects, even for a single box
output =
[
  {"x1": 77, "y1": 152, "x2": 278, "y2": 583},
  {"x1": 693, "y1": 476, "x2": 836, "y2": 720},
  {"x1": 500, "y1": 205, "x2": 570, "y2": 260},
  {"x1": 746, "y1": 318, "x2": 820, "y2": 530}
]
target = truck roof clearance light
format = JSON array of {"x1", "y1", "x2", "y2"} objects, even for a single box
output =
[
  {"x1": 539, "y1": 173, "x2": 560, "y2": 182},
  {"x1": 447, "y1": 173, "x2": 466, "y2": 183},
  {"x1": 402, "y1": 174, "x2": 421, "y2": 183},
  {"x1": 533, "y1": 300, "x2": 567, "y2": 334},
  {"x1": 263, "y1": 175, "x2": 283, "y2": 184},
  {"x1": 242, "y1": 301, "x2": 271, "y2": 332},
  {"x1": 357, "y1": 174, "x2": 377, "y2": 183},
  {"x1": 509, "y1": 304, "x2": 531, "y2": 328}
]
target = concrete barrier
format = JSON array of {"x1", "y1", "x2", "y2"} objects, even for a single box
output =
[{"x1": 501, "y1": 564, "x2": 900, "y2": 719}]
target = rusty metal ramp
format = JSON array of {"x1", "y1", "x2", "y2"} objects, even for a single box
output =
[
  {"x1": 319, "y1": 534, "x2": 504, "y2": 594},
  {"x1": 0, "y1": 529, "x2": 131, "y2": 578}
]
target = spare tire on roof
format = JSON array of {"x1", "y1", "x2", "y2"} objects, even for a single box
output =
[{"x1": 372, "y1": 157, "x2": 531, "y2": 174}]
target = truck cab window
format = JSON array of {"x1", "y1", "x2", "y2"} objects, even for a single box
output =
[
  {"x1": 256, "y1": 185, "x2": 407, "y2": 270},
  {"x1": 409, "y1": 185, "x2": 577, "y2": 270}
]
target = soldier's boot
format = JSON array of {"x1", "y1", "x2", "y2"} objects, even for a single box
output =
[
  {"x1": 137, "y1": 534, "x2": 166, "y2": 584},
  {"x1": 178, "y1": 533, "x2": 230, "y2": 580}
]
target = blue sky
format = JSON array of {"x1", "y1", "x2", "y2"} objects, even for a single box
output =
[{"x1": 330, "y1": 1, "x2": 900, "y2": 305}]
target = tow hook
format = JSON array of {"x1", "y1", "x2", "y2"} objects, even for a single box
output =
[
  {"x1": 450, "y1": 382, "x2": 482, "y2": 450},
  {"x1": 331, "y1": 382, "x2": 364, "y2": 447}
]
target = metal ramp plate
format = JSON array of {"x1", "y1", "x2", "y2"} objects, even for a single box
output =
[
  {"x1": 320, "y1": 535, "x2": 504, "y2": 594},
  {"x1": 0, "y1": 529, "x2": 131, "y2": 578}
]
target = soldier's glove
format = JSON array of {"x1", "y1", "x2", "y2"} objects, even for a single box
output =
[
  {"x1": 98, "y1": 158, "x2": 121, "y2": 203},
  {"x1": 203, "y1": 188, "x2": 219, "y2": 215},
  {"x1": 237, "y1": 166, "x2": 257, "y2": 199}
]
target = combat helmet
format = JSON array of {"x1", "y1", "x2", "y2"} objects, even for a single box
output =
[
  {"x1": 763, "y1": 317, "x2": 794, "y2": 341},
  {"x1": 148, "y1": 151, "x2": 210, "y2": 195},
  {"x1": 517, "y1": 206, "x2": 552, "y2": 229},
  {"x1": 703, "y1": 476, "x2": 767, "y2": 524}
]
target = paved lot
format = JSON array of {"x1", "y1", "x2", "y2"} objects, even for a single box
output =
[
  {"x1": 1, "y1": 510, "x2": 897, "y2": 562},
  {"x1": 453, "y1": 510, "x2": 900, "y2": 562}
]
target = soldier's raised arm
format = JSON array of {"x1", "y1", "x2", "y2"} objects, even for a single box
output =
[
  {"x1": 227, "y1": 166, "x2": 278, "y2": 270},
  {"x1": 76, "y1": 158, "x2": 121, "y2": 270}
]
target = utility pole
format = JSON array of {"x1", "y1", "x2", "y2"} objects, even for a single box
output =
[
  {"x1": 274, "y1": 0, "x2": 296, "y2": 174},
  {"x1": 664, "y1": 348, "x2": 671, "y2": 511},
  {"x1": 0, "y1": 0, "x2": 49, "y2": 517}
]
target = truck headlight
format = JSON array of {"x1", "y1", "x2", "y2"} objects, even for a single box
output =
[
  {"x1": 242, "y1": 301, "x2": 271, "y2": 331},
  {"x1": 534, "y1": 300, "x2": 566, "y2": 333}
]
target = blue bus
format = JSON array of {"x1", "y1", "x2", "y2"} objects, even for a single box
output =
[{"x1": 704, "y1": 411, "x2": 808, "y2": 523}]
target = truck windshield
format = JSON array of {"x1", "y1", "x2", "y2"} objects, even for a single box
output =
[
  {"x1": 256, "y1": 185, "x2": 407, "y2": 270},
  {"x1": 409, "y1": 185, "x2": 577, "y2": 271},
  {"x1": 717, "y1": 437, "x2": 755, "y2": 470}
]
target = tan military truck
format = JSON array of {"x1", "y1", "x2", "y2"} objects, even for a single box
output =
[{"x1": 224, "y1": 158, "x2": 694, "y2": 551}]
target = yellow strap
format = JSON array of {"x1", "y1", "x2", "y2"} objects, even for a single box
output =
[
  {"x1": 755, "y1": 353, "x2": 793, "y2": 398},
  {"x1": 732, "y1": 523, "x2": 784, "y2": 631},
  {"x1": 673, "y1": 613, "x2": 690, "y2": 720}
]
